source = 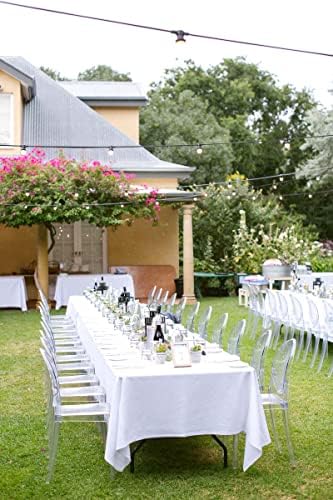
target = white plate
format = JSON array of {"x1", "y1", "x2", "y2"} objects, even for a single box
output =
[{"x1": 228, "y1": 361, "x2": 248, "y2": 368}]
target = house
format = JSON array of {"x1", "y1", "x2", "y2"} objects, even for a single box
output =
[{"x1": 0, "y1": 57, "x2": 197, "y2": 303}]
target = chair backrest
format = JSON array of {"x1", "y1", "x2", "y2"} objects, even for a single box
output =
[
  {"x1": 276, "y1": 292, "x2": 289, "y2": 320},
  {"x1": 211, "y1": 312, "x2": 229, "y2": 348},
  {"x1": 40, "y1": 347, "x2": 61, "y2": 402},
  {"x1": 155, "y1": 288, "x2": 163, "y2": 302},
  {"x1": 265, "y1": 289, "x2": 278, "y2": 321},
  {"x1": 167, "y1": 292, "x2": 177, "y2": 313},
  {"x1": 197, "y1": 306, "x2": 212, "y2": 339},
  {"x1": 269, "y1": 338, "x2": 296, "y2": 398},
  {"x1": 250, "y1": 330, "x2": 272, "y2": 391},
  {"x1": 147, "y1": 286, "x2": 157, "y2": 306},
  {"x1": 185, "y1": 302, "x2": 200, "y2": 332},
  {"x1": 161, "y1": 290, "x2": 169, "y2": 305},
  {"x1": 323, "y1": 299, "x2": 333, "y2": 333},
  {"x1": 174, "y1": 297, "x2": 187, "y2": 322},
  {"x1": 289, "y1": 294, "x2": 303, "y2": 328},
  {"x1": 227, "y1": 319, "x2": 246, "y2": 355},
  {"x1": 307, "y1": 297, "x2": 320, "y2": 330}
]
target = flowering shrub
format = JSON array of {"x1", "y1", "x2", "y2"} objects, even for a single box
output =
[
  {"x1": 232, "y1": 223, "x2": 321, "y2": 274},
  {"x1": 0, "y1": 149, "x2": 159, "y2": 232}
]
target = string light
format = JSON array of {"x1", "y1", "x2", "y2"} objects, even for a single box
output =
[
  {"x1": 20, "y1": 145, "x2": 27, "y2": 155},
  {"x1": 172, "y1": 30, "x2": 188, "y2": 43},
  {"x1": 279, "y1": 176, "x2": 284, "y2": 182},
  {"x1": 308, "y1": 194, "x2": 313, "y2": 199},
  {"x1": 272, "y1": 183, "x2": 277, "y2": 190},
  {"x1": 196, "y1": 144, "x2": 203, "y2": 155},
  {"x1": 279, "y1": 195, "x2": 283, "y2": 200},
  {"x1": 108, "y1": 146, "x2": 114, "y2": 157},
  {"x1": 1, "y1": 1, "x2": 332, "y2": 58}
]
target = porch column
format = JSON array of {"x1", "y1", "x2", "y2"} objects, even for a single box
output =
[
  {"x1": 182, "y1": 204, "x2": 196, "y2": 304},
  {"x1": 37, "y1": 224, "x2": 49, "y2": 299}
]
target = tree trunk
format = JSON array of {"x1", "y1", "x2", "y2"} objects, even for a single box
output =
[{"x1": 37, "y1": 224, "x2": 49, "y2": 299}]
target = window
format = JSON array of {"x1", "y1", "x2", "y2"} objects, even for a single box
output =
[{"x1": 0, "y1": 93, "x2": 13, "y2": 144}]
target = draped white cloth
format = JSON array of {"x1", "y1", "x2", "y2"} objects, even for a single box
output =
[
  {"x1": 298, "y1": 273, "x2": 333, "y2": 288},
  {"x1": 54, "y1": 274, "x2": 135, "y2": 309},
  {"x1": 67, "y1": 296, "x2": 271, "y2": 472},
  {"x1": 0, "y1": 276, "x2": 28, "y2": 311}
]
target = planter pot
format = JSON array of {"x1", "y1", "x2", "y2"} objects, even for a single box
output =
[
  {"x1": 262, "y1": 259, "x2": 291, "y2": 280},
  {"x1": 190, "y1": 350, "x2": 202, "y2": 363},
  {"x1": 155, "y1": 352, "x2": 167, "y2": 364}
]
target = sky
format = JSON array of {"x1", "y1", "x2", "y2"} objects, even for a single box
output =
[{"x1": 1, "y1": 0, "x2": 333, "y2": 107}]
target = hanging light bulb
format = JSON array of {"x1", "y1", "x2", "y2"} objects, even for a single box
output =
[
  {"x1": 227, "y1": 181, "x2": 232, "y2": 189},
  {"x1": 108, "y1": 146, "x2": 114, "y2": 157},
  {"x1": 315, "y1": 175, "x2": 320, "y2": 181},
  {"x1": 308, "y1": 194, "x2": 313, "y2": 199},
  {"x1": 252, "y1": 196, "x2": 256, "y2": 201},
  {"x1": 21, "y1": 145, "x2": 27, "y2": 155},
  {"x1": 279, "y1": 176, "x2": 284, "y2": 182},
  {"x1": 196, "y1": 144, "x2": 203, "y2": 155},
  {"x1": 279, "y1": 195, "x2": 283, "y2": 201},
  {"x1": 272, "y1": 183, "x2": 277, "y2": 190},
  {"x1": 172, "y1": 30, "x2": 188, "y2": 43}
]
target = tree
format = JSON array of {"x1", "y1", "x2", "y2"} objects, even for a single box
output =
[
  {"x1": 140, "y1": 89, "x2": 233, "y2": 184},
  {"x1": 143, "y1": 58, "x2": 316, "y2": 183},
  {"x1": 78, "y1": 65, "x2": 132, "y2": 81},
  {"x1": 39, "y1": 66, "x2": 68, "y2": 81}
]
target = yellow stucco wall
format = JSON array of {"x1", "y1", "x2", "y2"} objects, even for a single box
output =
[
  {"x1": 0, "y1": 69, "x2": 23, "y2": 155},
  {"x1": 92, "y1": 106, "x2": 139, "y2": 143},
  {"x1": 107, "y1": 206, "x2": 179, "y2": 274},
  {"x1": 0, "y1": 225, "x2": 37, "y2": 274}
]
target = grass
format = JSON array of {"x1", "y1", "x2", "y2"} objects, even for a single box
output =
[{"x1": 0, "y1": 297, "x2": 333, "y2": 499}]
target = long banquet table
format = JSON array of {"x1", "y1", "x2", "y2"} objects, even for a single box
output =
[
  {"x1": 67, "y1": 296, "x2": 271, "y2": 472},
  {"x1": 0, "y1": 276, "x2": 28, "y2": 311},
  {"x1": 54, "y1": 273, "x2": 135, "y2": 310}
]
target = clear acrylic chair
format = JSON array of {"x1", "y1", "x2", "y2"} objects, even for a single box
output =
[
  {"x1": 185, "y1": 302, "x2": 200, "y2": 332},
  {"x1": 250, "y1": 330, "x2": 272, "y2": 391},
  {"x1": 318, "y1": 299, "x2": 333, "y2": 373},
  {"x1": 161, "y1": 290, "x2": 169, "y2": 306},
  {"x1": 40, "y1": 349, "x2": 109, "y2": 482},
  {"x1": 261, "y1": 338, "x2": 296, "y2": 465},
  {"x1": 226, "y1": 319, "x2": 246, "y2": 356},
  {"x1": 155, "y1": 288, "x2": 163, "y2": 303},
  {"x1": 197, "y1": 306, "x2": 212, "y2": 340},
  {"x1": 328, "y1": 359, "x2": 333, "y2": 378},
  {"x1": 211, "y1": 312, "x2": 229, "y2": 348},
  {"x1": 288, "y1": 294, "x2": 305, "y2": 360}
]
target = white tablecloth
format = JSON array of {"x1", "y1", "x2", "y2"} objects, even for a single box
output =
[
  {"x1": 0, "y1": 276, "x2": 28, "y2": 311},
  {"x1": 67, "y1": 296, "x2": 270, "y2": 472},
  {"x1": 54, "y1": 274, "x2": 135, "y2": 309},
  {"x1": 298, "y1": 273, "x2": 333, "y2": 288}
]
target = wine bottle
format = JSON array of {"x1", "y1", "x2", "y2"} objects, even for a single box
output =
[{"x1": 153, "y1": 308, "x2": 165, "y2": 342}]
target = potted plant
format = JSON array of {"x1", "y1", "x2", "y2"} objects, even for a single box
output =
[
  {"x1": 155, "y1": 342, "x2": 168, "y2": 364},
  {"x1": 190, "y1": 344, "x2": 202, "y2": 363}
]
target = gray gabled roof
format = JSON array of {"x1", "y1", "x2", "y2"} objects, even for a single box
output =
[
  {"x1": 60, "y1": 81, "x2": 147, "y2": 108},
  {"x1": 0, "y1": 58, "x2": 35, "y2": 101},
  {"x1": 0, "y1": 57, "x2": 194, "y2": 179}
]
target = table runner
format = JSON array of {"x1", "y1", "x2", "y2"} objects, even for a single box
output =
[{"x1": 67, "y1": 296, "x2": 271, "y2": 472}]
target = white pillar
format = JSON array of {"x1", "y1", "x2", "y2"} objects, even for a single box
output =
[{"x1": 182, "y1": 204, "x2": 196, "y2": 304}]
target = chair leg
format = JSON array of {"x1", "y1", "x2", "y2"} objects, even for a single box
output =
[
  {"x1": 273, "y1": 324, "x2": 282, "y2": 350},
  {"x1": 310, "y1": 336, "x2": 320, "y2": 369},
  {"x1": 46, "y1": 421, "x2": 60, "y2": 483},
  {"x1": 317, "y1": 338, "x2": 327, "y2": 373},
  {"x1": 269, "y1": 406, "x2": 281, "y2": 453},
  {"x1": 296, "y1": 329, "x2": 304, "y2": 361},
  {"x1": 303, "y1": 331, "x2": 312, "y2": 362},
  {"x1": 282, "y1": 409, "x2": 296, "y2": 466},
  {"x1": 250, "y1": 315, "x2": 259, "y2": 339},
  {"x1": 283, "y1": 325, "x2": 290, "y2": 343},
  {"x1": 232, "y1": 434, "x2": 239, "y2": 469},
  {"x1": 328, "y1": 359, "x2": 333, "y2": 378}
]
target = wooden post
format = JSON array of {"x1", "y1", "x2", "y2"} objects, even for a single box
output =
[
  {"x1": 37, "y1": 224, "x2": 49, "y2": 299},
  {"x1": 182, "y1": 204, "x2": 196, "y2": 304}
]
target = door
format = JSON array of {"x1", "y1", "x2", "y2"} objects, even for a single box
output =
[{"x1": 49, "y1": 222, "x2": 107, "y2": 274}]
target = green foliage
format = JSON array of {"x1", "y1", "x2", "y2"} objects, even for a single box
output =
[
  {"x1": 143, "y1": 58, "x2": 316, "y2": 182},
  {"x1": 78, "y1": 65, "x2": 132, "y2": 81},
  {"x1": 39, "y1": 66, "x2": 68, "y2": 81},
  {"x1": 141, "y1": 89, "x2": 233, "y2": 184},
  {"x1": 310, "y1": 256, "x2": 333, "y2": 272},
  {"x1": 0, "y1": 150, "x2": 158, "y2": 230},
  {"x1": 232, "y1": 223, "x2": 321, "y2": 274}
]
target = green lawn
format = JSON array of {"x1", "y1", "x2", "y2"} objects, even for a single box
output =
[{"x1": 1, "y1": 298, "x2": 332, "y2": 499}]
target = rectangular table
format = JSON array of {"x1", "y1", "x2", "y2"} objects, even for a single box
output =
[
  {"x1": 0, "y1": 276, "x2": 28, "y2": 311},
  {"x1": 67, "y1": 296, "x2": 270, "y2": 472},
  {"x1": 54, "y1": 274, "x2": 135, "y2": 309}
]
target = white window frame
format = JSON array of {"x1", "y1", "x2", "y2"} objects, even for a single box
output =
[{"x1": 0, "y1": 93, "x2": 14, "y2": 146}]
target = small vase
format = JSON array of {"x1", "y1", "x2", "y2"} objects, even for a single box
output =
[
  {"x1": 191, "y1": 351, "x2": 202, "y2": 363},
  {"x1": 155, "y1": 352, "x2": 167, "y2": 364}
]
